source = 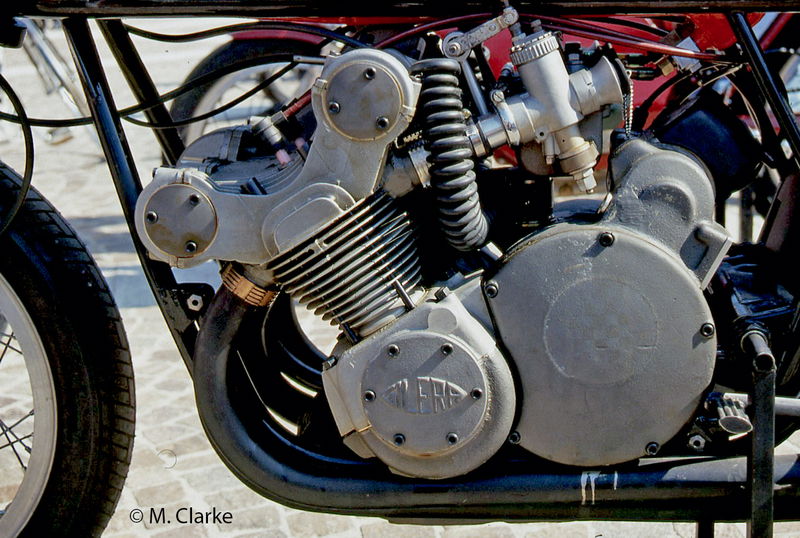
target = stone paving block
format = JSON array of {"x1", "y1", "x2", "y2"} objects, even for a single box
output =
[
  {"x1": 134, "y1": 481, "x2": 187, "y2": 507},
  {"x1": 361, "y1": 520, "x2": 438, "y2": 538},
  {"x1": 523, "y1": 522, "x2": 591, "y2": 537},
  {"x1": 221, "y1": 506, "x2": 282, "y2": 533},
  {"x1": 153, "y1": 525, "x2": 209, "y2": 538},
  {"x1": 184, "y1": 466, "x2": 245, "y2": 493},
  {"x1": 287, "y1": 511, "x2": 357, "y2": 537},
  {"x1": 204, "y1": 487, "x2": 274, "y2": 511},
  {"x1": 441, "y1": 523, "x2": 516, "y2": 538}
]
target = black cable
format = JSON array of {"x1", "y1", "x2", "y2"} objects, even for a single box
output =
[
  {"x1": 0, "y1": 72, "x2": 34, "y2": 237},
  {"x1": 124, "y1": 61, "x2": 297, "y2": 129},
  {"x1": 0, "y1": 53, "x2": 322, "y2": 128},
  {"x1": 124, "y1": 21, "x2": 367, "y2": 50}
]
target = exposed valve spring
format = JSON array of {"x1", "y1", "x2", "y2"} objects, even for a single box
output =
[
  {"x1": 411, "y1": 58, "x2": 488, "y2": 251},
  {"x1": 267, "y1": 192, "x2": 422, "y2": 337}
]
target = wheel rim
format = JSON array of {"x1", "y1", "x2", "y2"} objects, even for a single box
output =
[{"x1": 0, "y1": 273, "x2": 57, "y2": 537}]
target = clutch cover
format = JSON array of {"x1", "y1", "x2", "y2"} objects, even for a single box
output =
[{"x1": 487, "y1": 223, "x2": 716, "y2": 466}]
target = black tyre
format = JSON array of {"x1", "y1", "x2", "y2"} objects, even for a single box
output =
[
  {"x1": 0, "y1": 162, "x2": 135, "y2": 537},
  {"x1": 169, "y1": 37, "x2": 320, "y2": 144}
]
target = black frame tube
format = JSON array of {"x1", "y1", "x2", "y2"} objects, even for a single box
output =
[{"x1": 62, "y1": 17, "x2": 198, "y2": 369}]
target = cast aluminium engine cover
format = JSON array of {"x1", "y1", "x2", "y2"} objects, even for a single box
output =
[{"x1": 487, "y1": 223, "x2": 717, "y2": 466}]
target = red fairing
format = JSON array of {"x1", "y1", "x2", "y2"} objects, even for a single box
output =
[{"x1": 686, "y1": 13, "x2": 763, "y2": 50}]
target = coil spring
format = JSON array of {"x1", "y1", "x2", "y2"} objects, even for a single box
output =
[
  {"x1": 267, "y1": 192, "x2": 422, "y2": 338},
  {"x1": 411, "y1": 58, "x2": 488, "y2": 251}
]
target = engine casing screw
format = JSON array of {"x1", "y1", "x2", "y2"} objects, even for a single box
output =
[
  {"x1": 508, "y1": 431, "x2": 521, "y2": 444},
  {"x1": 700, "y1": 323, "x2": 715, "y2": 338},
  {"x1": 387, "y1": 344, "x2": 400, "y2": 358},
  {"x1": 599, "y1": 231, "x2": 615, "y2": 247},
  {"x1": 364, "y1": 390, "x2": 376, "y2": 402},
  {"x1": 364, "y1": 67, "x2": 376, "y2": 80},
  {"x1": 485, "y1": 281, "x2": 499, "y2": 298},
  {"x1": 376, "y1": 116, "x2": 390, "y2": 130},
  {"x1": 185, "y1": 241, "x2": 198, "y2": 254},
  {"x1": 645, "y1": 442, "x2": 660, "y2": 456},
  {"x1": 145, "y1": 211, "x2": 158, "y2": 223},
  {"x1": 471, "y1": 388, "x2": 483, "y2": 400},
  {"x1": 446, "y1": 432, "x2": 459, "y2": 445},
  {"x1": 393, "y1": 433, "x2": 405, "y2": 446},
  {"x1": 188, "y1": 193, "x2": 200, "y2": 206},
  {"x1": 441, "y1": 343, "x2": 454, "y2": 356},
  {"x1": 328, "y1": 101, "x2": 341, "y2": 114},
  {"x1": 688, "y1": 434, "x2": 706, "y2": 451}
]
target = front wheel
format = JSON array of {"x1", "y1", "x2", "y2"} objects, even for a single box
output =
[{"x1": 0, "y1": 163, "x2": 135, "y2": 537}]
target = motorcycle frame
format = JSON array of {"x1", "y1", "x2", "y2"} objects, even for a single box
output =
[{"x1": 5, "y1": 2, "x2": 800, "y2": 536}]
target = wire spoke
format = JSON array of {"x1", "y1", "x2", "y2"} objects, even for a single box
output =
[
  {"x1": 0, "y1": 415, "x2": 32, "y2": 468},
  {"x1": 0, "y1": 330, "x2": 18, "y2": 365},
  {"x1": 0, "y1": 432, "x2": 33, "y2": 452}
]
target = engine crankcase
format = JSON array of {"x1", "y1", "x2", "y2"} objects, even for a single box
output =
[
  {"x1": 487, "y1": 138, "x2": 729, "y2": 467},
  {"x1": 323, "y1": 286, "x2": 515, "y2": 479}
]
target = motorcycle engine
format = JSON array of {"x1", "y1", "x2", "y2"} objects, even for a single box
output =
[{"x1": 133, "y1": 20, "x2": 732, "y2": 478}]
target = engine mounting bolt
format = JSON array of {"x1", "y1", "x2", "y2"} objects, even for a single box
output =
[
  {"x1": 188, "y1": 193, "x2": 200, "y2": 206},
  {"x1": 376, "y1": 116, "x2": 390, "y2": 130},
  {"x1": 184, "y1": 241, "x2": 198, "y2": 254},
  {"x1": 645, "y1": 442, "x2": 660, "y2": 456},
  {"x1": 485, "y1": 281, "x2": 499, "y2": 298},
  {"x1": 187, "y1": 294, "x2": 204, "y2": 312},
  {"x1": 508, "y1": 431, "x2": 521, "y2": 444},
  {"x1": 328, "y1": 101, "x2": 341, "y2": 114},
  {"x1": 441, "y1": 343, "x2": 454, "y2": 356},
  {"x1": 599, "y1": 231, "x2": 615, "y2": 247},
  {"x1": 446, "y1": 432, "x2": 459, "y2": 445},
  {"x1": 393, "y1": 434, "x2": 405, "y2": 446},
  {"x1": 364, "y1": 67, "x2": 376, "y2": 80},
  {"x1": 387, "y1": 344, "x2": 400, "y2": 358},
  {"x1": 145, "y1": 211, "x2": 158, "y2": 224},
  {"x1": 490, "y1": 90, "x2": 505, "y2": 104},
  {"x1": 688, "y1": 434, "x2": 706, "y2": 451},
  {"x1": 700, "y1": 323, "x2": 715, "y2": 338},
  {"x1": 363, "y1": 390, "x2": 376, "y2": 402},
  {"x1": 446, "y1": 42, "x2": 462, "y2": 56},
  {"x1": 471, "y1": 388, "x2": 483, "y2": 400}
]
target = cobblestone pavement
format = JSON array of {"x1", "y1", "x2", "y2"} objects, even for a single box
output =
[{"x1": 2, "y1": 19, "x2": 800, "y2": 538}]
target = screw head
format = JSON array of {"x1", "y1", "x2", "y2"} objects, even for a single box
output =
[
  {"x1": 184, "y1": 241, "x2": 198, "y2": 254},
  {"x1": 471, "y1": 388, "x2": 483, "y2": 400},
  {"x1": 599, "y1": 232, "x2": 615, "y2": 247},
  {"x1": 188, "y1": 193, "x2": 200, "y2": 206},
  {"x1": 485, "y1": 281, "x2": 499, "y2": 298},
  {"x1": 364, "y1": 390, "x2": 376, "y2": 402},
  {"x1": 688, "y1": 434, "x2": 706, "y2": 451},
  {"x1": 376, "y1": 116, "x2": 390, "y2": 130},
  {"x1": 490, "y1": 90, "x2": 505, "y2": 104},
  {"x1": 387, "y1": 344, "x2": 400, "y2": 358},
  {"x1": 364, "y1": 67, "x2": 376, "y2": 80},
  {"x1": 328, "y1": 101, "x2": 341, "y2": 114},
  {"x1": 446, "y1": 432, "x2": 459, "y2": 445},
  {"x1": 645, "y1": 442, "x2": 660, "y2": 456},
  {"x1": 446, "y1": 42, "x2": 462, "y2": 56},
  {"x1": 441, "y1": 343, "x2": 454, "y2": 356},
  {"x1": 393, "y1": 433, "x2": 405, "y2": 446},
  {"x1": 700, "y1": 323, "x2": 715, "y2": 338},
  {"x1": 508, "y1": 431, "x2": 521, "y2": 444},
  {"x1": 145, "y1": 210, "x2": 158, "y2": 224}
]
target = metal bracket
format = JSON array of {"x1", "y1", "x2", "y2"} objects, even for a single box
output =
[{"x1": 443, "y1": 7, "x2": 518, "y2": 59}]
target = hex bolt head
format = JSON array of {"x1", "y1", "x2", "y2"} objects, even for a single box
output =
[
  {"x1": 393, "y1": 433, "x2": 405, "y2": 446},
  {"x1": 363, "y1": 67, "x2": 376, "y2": 80},
  {"x1": 485, "y1": 281, "x2": 499, "y2": 298},
  {"x1": 688, "y1": 434, "x2": 706, "y2": 451},
  {"x1": 508, "y1": 431, "x2": 521, "y2": 445},
  {"x1": 328, "y1": 101, "x2": 341, "y2": 114},
  {"x1": 599, "y1": 231, "x2": 615, "y2": 247},
  {"x1": 188, "y1": 193, "x2": 200, "y2": 206},
  {"x1": 145, "y1": 210, "x2": 158, "y2": 224},
  {"x1": 364, "y1": 390, "x2": 376, "y2": 402},
  {"x1": 387, "y1": 344, "x2": 400, "y2": 358},
  {"x1": 446, "y1": 432, "x2": 459, "y2": 445},
  {"x1": 471, "y1": 388, "x2": 483, "y2": 400},
  {"x1": 645, "y1": 442, "x2": 660, "y2": 456},
  {"x1": 184, "y1": 241, "x2": 198, "y2": 254},
  {"x1": 700, "y1": 323, "x2": 715, "y2": 338},
  {"x1": 376, "y1": 116, "x2": 390, "y2": 130},
  {"x1": 441, "y1": 343, "x2": 454, "y2": 356},
  {"x1": 187, "y1": 294, "x2": 204, "y2": 312}
]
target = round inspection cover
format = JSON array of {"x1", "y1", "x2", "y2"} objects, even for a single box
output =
[
  {"x1": 487, "y1": 224, "x2": 716, "y2": 466},
  {"x1": 143, "y1": 184, "x2": 217, "y2": 258}
]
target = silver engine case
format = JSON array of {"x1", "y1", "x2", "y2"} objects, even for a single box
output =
[{"x1": 486, "y1": 137, "x2": 731, "y2": 466}]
